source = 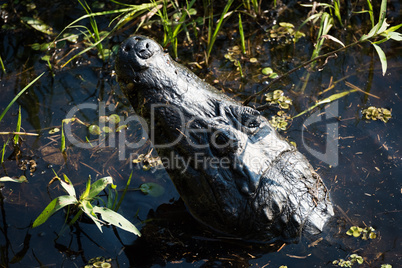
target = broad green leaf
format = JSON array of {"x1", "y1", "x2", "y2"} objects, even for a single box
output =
[
  {"x1": 360, "y1": 20, "x2": 389, "y2": 41},
  {"x1": 86, "y1": 176, "x2": 113, "y2": 200},
  {"x1": 80, "y1": 200, "x2": 103, "y2": 232},
  {"x1": 371, "y1": 43, "x2": 387, "y2": 76},
  {"x1": 32, "y1": 195, "x2": 78, "y2": 228},
  {"x1": 61, "y1": 174, "x2": 76, "y2": 197},
  {"x1": 140, "y1": 182, "x2": 165, "y2": 197},
  {"x1": 383, "y1": 23, "x2": 402, "y2": 35},
  {"x1": 387, "y1": 31, "x2": 402, "y2": 41},
  {"x1": 93, "y1": 206, "x2": 141, "y2": 236},
  {"x1": 0, "y1": 176, "x2": 28, "y2": 183},
  {"x1": 361, "y1": 0, "x2": 388, "y2": 41}
]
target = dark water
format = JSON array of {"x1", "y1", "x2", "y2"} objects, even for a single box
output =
[{"x1": 0, "y1": 0, "x2": 401, "y2": 267}]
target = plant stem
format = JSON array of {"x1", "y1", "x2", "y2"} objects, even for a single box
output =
[{"x1": 242, "y1": 40, "x2": 361, "y2": 106}]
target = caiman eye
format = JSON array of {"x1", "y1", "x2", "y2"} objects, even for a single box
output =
[
  {"x1": 241, "y1": 112, "x2": 261, "y2": 128},
  {"x1": 228, "y1": 105, "x2": 261, "y2": 129},
  {"x1": 211, "y1": 129, "x2": 238, "y2": 156}
]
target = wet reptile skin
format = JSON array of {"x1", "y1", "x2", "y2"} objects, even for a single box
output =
[{"x1": 115, "y1": 36, "x2": 334, "y2": 242}]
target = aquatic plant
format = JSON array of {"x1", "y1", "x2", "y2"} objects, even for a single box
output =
[
  {"x1": 333, "y1": 254, "x2": 364, "y2": 267},
  {"x1": 346, "y1": 226, "x2": 377, "y2": 240},
  {"x1": 84, "y1": 256, "x2": 112, "y2": 268},
  {"x1": 243, "y1": 0, "x2": 401, "y2": 106},
  {"x1": 155, "y1": 0, "x2": 196, "y2": 59},
  {"x1": 205, "y1": 0, "x2": 234, "y2": 64},
  {"x1": 362, "y1": 106, "x2": 391, "y2": 123},
  {"x1": 53, "y1": 1, "x2": 159, "y2": 67},
  {"x1": 0, "y1": 73, "x2": 43, "y2": 163},
  {"x1": 32, "y1": 174, "x2": 141, "y2": 236},
  {"x1": 265, "y1": 22, "x2": 305, "y2": 45},
  {"x1": 0, "y1": 54, "x2": 5, "y2": 73},
  {"x1": 265, "y1": 90, "x2": 292, "y2": 109},
  {"x1": 269, "y1": 111, "x2": 291, "y2": 131}
]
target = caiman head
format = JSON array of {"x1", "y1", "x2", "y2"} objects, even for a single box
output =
[{"x1": 116, "y1": 36, "x2": 334, "y2": 242}]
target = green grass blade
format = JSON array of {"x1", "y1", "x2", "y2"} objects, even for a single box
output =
[
  {"x1": 114, "y1": 171, "x2": 133, "y2": 212},
  {"x1": 13, "y1": 106, "x2": 22, "y2": 145},
  {"x1": 366, "y1": 0, "x2": 374, "y2": 27},
  {"x1": 0, "y1": 72, "x2": 44, "y2": 124},
  {"x1": 60, "y1": 120, "x2": 66, "y2": 152},
  {"x1": 238, "y1": 13, "x2": 246, "y2": 54},
  {"x1": 0, "y1": 54, "x2": 5, "y2": 73},
  {"x1": 293, "y1": 89, "x2": 357, "y2": 118},
  {"x1": 1, "y1": 138, "x2": 10, "y2": 164},
  {"x1": 333, "y1": 0, "x2": 343, "y2": 27},
  {"x1": 207, "y1": 0, "x2": 234, "y2": 61}
]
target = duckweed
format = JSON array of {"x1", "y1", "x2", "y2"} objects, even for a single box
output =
[
  {"x1": 362, "y1": 106, "x2": 391, "y2": 123},
  {"x1": 265, "y1": 90, "x2": 293, "y2": 109},
  {"x1": 346, "y1": 226, "x2": 377, "y2": 240}
]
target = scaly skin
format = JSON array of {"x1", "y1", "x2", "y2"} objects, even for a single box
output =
[{"x1": 115, "y1": 36, "x2": 334, "y2": 242}]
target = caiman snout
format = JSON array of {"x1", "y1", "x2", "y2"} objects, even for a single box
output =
[
  {"x1": 122, "y1": 36, "x2": 158, "y2": 59},
  {"x1": 117, "y1": 36, "x2": 163, "y2": 74}
]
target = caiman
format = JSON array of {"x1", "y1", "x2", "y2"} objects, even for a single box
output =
[{"x1": 115, "y1": 35, "x2": 334, "y2": 242}]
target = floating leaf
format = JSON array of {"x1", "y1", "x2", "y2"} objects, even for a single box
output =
[
  {"x1": 140, "y1": 182, "x2": 165, "y2": 197},
  {"x1": 116, "y1": 125, "x2": 128, "y2": 132},
  {"x1": 88, "y1": 124, "x2": 101, "y2": 135},
  {"x1": 21, "y1": 17, "x2": 55, "y2": 35},
  {"x1": 102, "y1": 126, "x2": 112, "y2": 133},
  {"x1": 32, "y1": 195, "x2": 78, "y2": 228},
  {"x1": 108, "y1": 114, "x2": 121, "y2": 124},
  {"x1": 262, "y1": 67, "x2": 273, "y2": 75},
  {"x1": 93, "y1": 206, "x2": 141, "y2": 236},
  {"x1": 49, "y1": 128, "x2": 60, "y2": 135},
  {"x1": 269, "y1": 73, "x2": 279, "y2": 79}
]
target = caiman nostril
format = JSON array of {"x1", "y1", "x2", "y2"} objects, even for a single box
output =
[{"x1": 123, "y1": 45, "x2": 131, "y2": 52}]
